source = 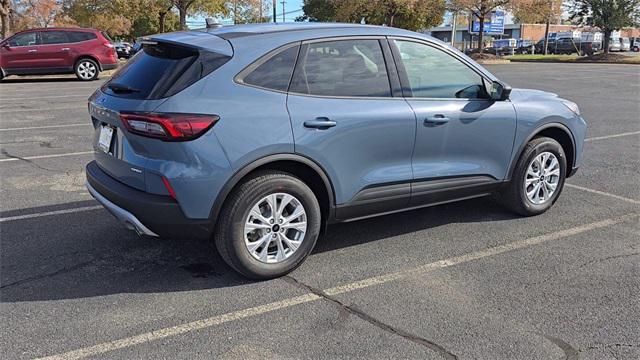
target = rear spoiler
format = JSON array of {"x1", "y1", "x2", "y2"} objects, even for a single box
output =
[{"x1": 139, "y1": 31, "x2": 233, "y2": 57}]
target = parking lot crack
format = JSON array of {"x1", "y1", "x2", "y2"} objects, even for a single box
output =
[
  {"x1": 282, "y1": 276, "x2": 458, "y2": 360},
  {"x1": 0, "y1": 148, "x2": 65, "y2": 172},
  {"x1": 0, "y1": 258, "x2": 98, "y2": 290}
]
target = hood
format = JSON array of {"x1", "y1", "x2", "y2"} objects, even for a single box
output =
[{"x1": 509, "y1": 88, "x2": 560, "y2": 102}]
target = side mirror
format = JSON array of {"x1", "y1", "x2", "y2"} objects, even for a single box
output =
[
  {"x1": 1, "y1": 43, "x2": 10, "y2": 49},
  {"x1": 489, "y1": 80, "x2": 511, "y2": 101}
]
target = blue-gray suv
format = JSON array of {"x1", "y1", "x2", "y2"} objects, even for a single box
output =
[{"x1": 86, "y1": 23, "x2": 586, "y2": 279}]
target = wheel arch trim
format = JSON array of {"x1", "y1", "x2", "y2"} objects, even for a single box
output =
[
  {"x1": 506, "y1": 122, "x2": 576, "y2": 181},
  {"x1": 209, "y1": 153, "x2": 337, "y2": 225}
]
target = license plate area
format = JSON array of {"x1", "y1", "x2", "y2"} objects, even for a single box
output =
[{"x1": 98, "y1": 124, "x2": 114, "y2": 153}]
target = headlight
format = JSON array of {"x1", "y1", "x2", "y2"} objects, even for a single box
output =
[{"x1": 561, "y1": 100, "x2": 580, "y2": 116}]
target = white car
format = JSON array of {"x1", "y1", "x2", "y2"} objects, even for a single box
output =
[
  {"x1": 609, "y1": 38, "x2": 621, "y2": 52},
  {"x1": 620, "y1": 37, "x2": 631, "y2": 52}
]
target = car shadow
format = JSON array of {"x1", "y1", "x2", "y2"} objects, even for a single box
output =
[{"x1": 0, "y1": 197, "x2": 518, "y2": 303}]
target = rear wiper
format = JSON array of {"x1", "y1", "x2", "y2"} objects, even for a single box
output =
[{"x1": 107, "y1": 83, "x2": 140, "y2": 93}]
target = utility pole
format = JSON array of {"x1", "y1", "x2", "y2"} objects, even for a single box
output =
[
  {"x1": 281, "y1": 1, "x2": 286, "y2": 23},
  {"x1": 272, "y1": 0, "x2": 277, "y2": 23},
  {"x1": 543, "y1": 0, "x2": 554, "y2": 55},
  {"x1": 451, "y1": 12, "x2": 457, "y2": 47}
]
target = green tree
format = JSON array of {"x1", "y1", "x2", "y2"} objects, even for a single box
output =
[
  {"x1": 170, "y1": 0, "x2": 228, "y2": 30},
  {"x1": 298, "y1": 0, "x2": 445, "y2": 31},
  {"x1": 62, "y1": 0, "x2": 133, "y2": 36},
  {"x1": 450, "y1": 0, "x2": 511, "y2": 52},
  {"x1": 569, "y1": 0, "x2": 640, "y2": 54}
]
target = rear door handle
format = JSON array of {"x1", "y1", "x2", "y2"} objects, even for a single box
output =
[
  {"x1": 424, "y1": 115, "x2": 450, "y2": 126},
  {"x1": 28, "y1": 49, "x2": 37, "y2": 53},
  {"x1": 304, "y1": 117, "x2": 337, "y2": 130}
]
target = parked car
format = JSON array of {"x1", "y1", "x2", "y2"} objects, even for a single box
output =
[
  {"x1": 130, "y1": 41, "x2": 142, "y2": 56},
  {"x1": 86, "y1": 23, "x2": 586, "y2": 279},
  {"x1": 620, "y1": 37, "x2": 631, "y2": 52},
  {"x1": 632, "y1": 37, "x2": 640, "y2": 52},
  {"x1": 515, "y1": 39, "x2": 534, "y2": 54},
  {"x1": 608, "y1": 38, "x2": 622, "y2": 52},
  {"x1": 536, "y1": 37, "x2": 600, "y2": 55},
  {"x1": 115, "y1": 42, "x2": 131, "y2": 59},
  {"x1": 492, "y1": 38, "x2": 517, "y2": 55},
  {"x1": 0, "y1": 27, "x2": 118, "y2": 81}
]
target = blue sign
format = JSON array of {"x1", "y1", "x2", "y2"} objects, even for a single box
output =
[{"x1": 471, "y1": 10, "x2": 505, "y2": 34}]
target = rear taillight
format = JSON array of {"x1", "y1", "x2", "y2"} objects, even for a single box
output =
[
  {"x1": 103, "y1": 41, "x2": 114, "y2": 48},
  {"x1": 119, "y1": 112, "x2": 219, "y2": 141}
]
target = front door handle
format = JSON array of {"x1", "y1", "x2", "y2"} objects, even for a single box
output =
[
  {"x1": 61, "y1": 48, "x2": 70, "y2": 51},
  {"x1": 304, "y1": 117, "x2": 337, "y2": 130},
  {"x1": 424, "y1": 115, "x2": 450, "y2": 127}
]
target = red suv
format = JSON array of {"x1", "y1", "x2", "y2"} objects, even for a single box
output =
[{"x1": 0, "y1": 27, "x2": 118, "y2": 81}]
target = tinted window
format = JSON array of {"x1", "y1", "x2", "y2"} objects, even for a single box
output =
[
  {"x1": 393, "y1": 40, "x2": 486, "y2": 99},
  {"x1": 242, "y1": 45, "x2": 299, "y2": 92},
  {"x1": 40, "y1": 31, "x2": 69, "y2": 45},
  {"x1": 67, "y1": 31, "x2": 96, "y2": 42},
  {"x1": 290, "y1": 39, "x2": 391, "y2": 97},
  {"x1": 8, "y1": 32, "x2": 38, "y2": 46},
  {"x1": 103, "y1": 42, "x2": 230, "y2": 99}
]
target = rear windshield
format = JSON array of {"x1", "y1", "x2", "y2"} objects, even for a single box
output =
[{"x1": 102, "y1": 42, "x2": 230, "y2": 99}]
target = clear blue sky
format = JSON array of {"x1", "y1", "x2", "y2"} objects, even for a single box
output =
[{"x1": 188, "y1": 0, "x2": 304, "y2": 28}]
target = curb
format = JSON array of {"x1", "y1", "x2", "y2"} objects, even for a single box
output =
[
  {"x1": 476, "y1": 59, "x2": 511, "y2": 65},
  {"x1": 507, "y1": 59, "x2": 640, "y2": 65}
]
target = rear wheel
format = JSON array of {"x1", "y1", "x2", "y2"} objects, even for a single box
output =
[
  {"x1": 214, "y1": 171, "x2": 321, "y2": 279},
  {"x1": 498, "y1": 137, "x2": 567, "y2": 216},
  {"x1": 75, "y1": 58, "x2": 99, "y2": 81}
]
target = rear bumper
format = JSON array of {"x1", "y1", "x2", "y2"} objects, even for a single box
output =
[
  {"x1": 86, "y1": 161, "x2": 213, "y2": 239},
  {"x1": 101, "y1": 63, "x2": 118, "y2": 71}
]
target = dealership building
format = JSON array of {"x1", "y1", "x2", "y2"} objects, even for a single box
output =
[{"x1": 427, "y1": 23, "x2": 640, "y2": 51}]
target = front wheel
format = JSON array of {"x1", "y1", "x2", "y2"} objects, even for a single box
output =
[
  {"x1": 75, "y1": 58, "x2": 99, "y2": 81},
  {"x1": 214, "y1": 171, "x2": 321, "y2": 279},
  {"x1": 497, "y1": 137, "x2": 567, "y2": 216}
]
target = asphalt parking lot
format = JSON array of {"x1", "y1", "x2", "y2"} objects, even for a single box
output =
[{"x1": 1, "y1": 63, "x2": 639, "y2": 360}]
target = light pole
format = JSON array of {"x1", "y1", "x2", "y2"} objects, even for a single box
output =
[
  {"x1": 273, "y1": 0, "x2": 277, "y2": 23},
  {"x1": 280, "y1": 1, "x2": 286, "y2": 23}
]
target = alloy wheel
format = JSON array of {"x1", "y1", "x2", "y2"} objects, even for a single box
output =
[
  {"x1": 77, "y1": 61, "x2": 97, "y2": 80},
  {"x1": 524, "y1": 151, "x2": 560, "y2": 205},
  {"x1": 244, "y1": 193, "x2": 307, "y2": 263}
]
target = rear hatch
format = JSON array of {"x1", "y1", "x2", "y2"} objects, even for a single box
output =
[{"x1": 89, "y1": 32, "x2": 232, "y2": 192}]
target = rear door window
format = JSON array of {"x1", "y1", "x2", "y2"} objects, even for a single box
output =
[
  {"x1": 289, "y1": 39, "x2": 392, "y2": 97},
  {"x1": 67, "y1": 31, "x2": 96, "y2": 43},
  {"x1": 103, "y1": 42, "x2": 230, "y2": 99},
  {"x1": 40, "y1": 31, "x2": 69, "y2": 45},
  {"x1": 240, "y1": 45, "x2": 299, "y2": 92}
]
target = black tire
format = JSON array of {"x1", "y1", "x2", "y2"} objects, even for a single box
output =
[
  {"x1": 497, "y1": 137, "x2": 567, "y2": 216},
  {"x1": 214, "y1": 170, "x2": 321, "y2": 279},
  {"x1": 74, "y1": 58, "x2": 100, "y2": 81}
]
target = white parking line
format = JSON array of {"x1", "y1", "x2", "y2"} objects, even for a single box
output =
[
  {"x1": 0, "y1": 123, "x2": 91, "y2": 132},
  {"x1": 0, "y1": 206, "x2": 102, "y2": 223},
  {"x1": 0, "y1": 106, "x2": 82, "y2": 113},
  {"x1": 0, "y1": 151, "x2": 93, "y2": 163},
  {"x1": 37, "y1": 213, "x2": 637, "y2": 360},
  {"x1": 566, "y1": 184, "x2": 640, "y2": 205},
  {"x1": 0, "y1": 94, "x2": 88, "y2": 101},
  {"x1": 585, "y1": 131, "x2": 640, "y2": 142}
]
